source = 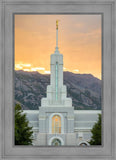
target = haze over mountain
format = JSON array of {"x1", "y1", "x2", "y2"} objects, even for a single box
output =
[{"x1": 15, "y1": 70, "x2": 101, "y2": 110}]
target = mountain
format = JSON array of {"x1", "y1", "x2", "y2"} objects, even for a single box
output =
[{"x1": 15, "y1": 70, "x2": 101, "y2": 110}]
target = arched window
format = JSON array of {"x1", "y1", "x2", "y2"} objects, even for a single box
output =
[
  {"x1": 51, "y1": 138, "x2": 61, "y2": 146},
  {"x1": 79, "y1": 143, "x2": 88, "y2": 146},
  {"x1": 78, "y1": 141, "x2": 90, "y2": 146},
  {"x1": 52, "y1": 115, "x2": 61, "y2": 134}
]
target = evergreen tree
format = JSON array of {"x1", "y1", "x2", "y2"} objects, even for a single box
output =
[
  {"x1": 15, "y1": 104, "x2": 33, "y2": 145},
  {"x1": 89, "y1": 114, "x2": 101, "y2": 145}
]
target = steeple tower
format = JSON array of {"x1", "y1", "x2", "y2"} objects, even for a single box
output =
[
  {"x1": 39, "y1": 21, "x2": 74, "y2": 142},
  {"x1": 50, "y1": 20, "x2": 63, "y2": 102},
  {"x1": 41, "y1": 20, "x2": 72, "y2": 107}
]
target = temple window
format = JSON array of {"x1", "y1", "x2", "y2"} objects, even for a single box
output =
[{"x1": 52, "y1": 115, "x2": 61, "y2": 134}]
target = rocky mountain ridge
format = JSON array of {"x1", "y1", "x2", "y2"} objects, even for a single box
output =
[{"x1": 15, "y1": 70, "x2": 101, "y2": 110}]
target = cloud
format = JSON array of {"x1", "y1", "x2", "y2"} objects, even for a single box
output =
[
  {"x1": 15, "y1": 63, "x2": 46, "y2": 71},
  {"x1": 44, "y1": 71, "x2": 50, "y2": 74},
  {"x1": 22, "y1": 64, "x2": 31, "y2": 67},
  {"x1": 15, "y1": 64, "x2": 23, "y2": 69},
  {"x1": 73, "y1": 69, "x2": 79, "y2": 73},
  {"x1": 15, "y1": 63, "x2": 31, "y2": 69},
  {"x1": 23, "y1": 69, "x2": 30, "y2": 71},
  {"x1": 31, "y1": 67, "x2": 45, "y2": 71}
]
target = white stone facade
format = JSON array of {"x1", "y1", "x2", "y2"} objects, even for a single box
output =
[{"x1": 24, "y1": 110, "x2": 101, "y2": 146}]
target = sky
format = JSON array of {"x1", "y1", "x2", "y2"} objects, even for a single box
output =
[{"x1": 15, "y1": 15, "x2": 101, "y2": 79}]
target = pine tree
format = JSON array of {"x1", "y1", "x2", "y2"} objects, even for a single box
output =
[
  {"x1": 15, "y1": 104, "x2": 33, "y2": 145},
  {"x1": 89, "y1": 114, "x2": 101, "y2": 145}
]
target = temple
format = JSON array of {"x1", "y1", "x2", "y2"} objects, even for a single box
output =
[{"x1": 24, "y1": 21, "x2": 101, "y2": 146}]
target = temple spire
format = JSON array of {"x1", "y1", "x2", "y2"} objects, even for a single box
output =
[
  {"x1": 55, "y1": 20, "x2": 60, "y2": 54},
  {"x1": 56, "y1": 20, "x2": 58, "y2": 47}
]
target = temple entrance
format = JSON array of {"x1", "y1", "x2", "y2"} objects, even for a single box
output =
[{"x1": 51, "y1": 138, "x2": 61, "y2": 146}]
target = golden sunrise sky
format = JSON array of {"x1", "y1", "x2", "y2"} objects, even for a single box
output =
[{"x1": 15, "y1": 15, "x2": 101, "y2": 79}]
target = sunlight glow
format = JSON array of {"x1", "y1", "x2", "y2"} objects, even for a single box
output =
[
  {"x1": 15, "y1": 15, "x2": 101, "y2": 79},
  {"x1": 15, "y1": 63, "x2": 50, "y2": 74},
  {"x1": 44, "y1": 71, "x2": 51, "y2": 74},
  {"x1": 23, "y1": 69, "x2": 30, "y2": 71},
  {"x1": 73, "y1": 69, "x2": 79, "y2": 73},
  {"x1": 15, "y1": 63, "x2": 101, "y2": 79}
]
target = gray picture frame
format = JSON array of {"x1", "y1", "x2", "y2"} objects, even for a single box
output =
[{"x1": 0, "y1": 0, "x2": 116, "y2": 159}]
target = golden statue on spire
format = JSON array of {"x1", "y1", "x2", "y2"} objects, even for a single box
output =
[{"x1": 56, "y1": 20, "x2": 58, "y2": 29}]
